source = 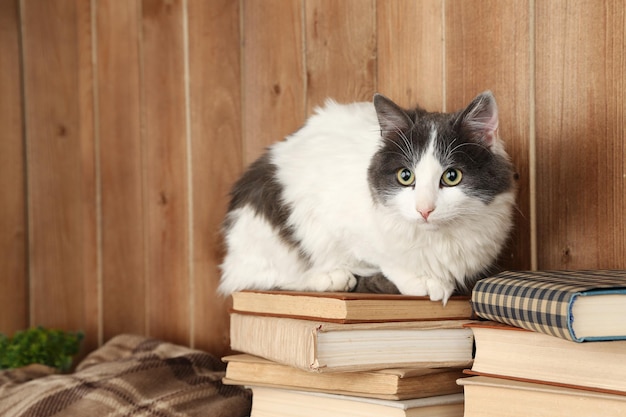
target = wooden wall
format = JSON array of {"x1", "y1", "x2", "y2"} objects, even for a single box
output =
[{"x1": 1, "y1": 0, "x2": 624, "y2": 357}]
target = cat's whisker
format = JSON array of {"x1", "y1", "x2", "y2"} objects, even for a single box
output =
[
  {"x1": 381, "y1": 127, "x2": 415, "y2": 163},
  {"x1": 379, "y1": 124, "x2": 414, "y2": 161},
  {"x1": 449, "y1": 141, "x2": 489, "y2": 156}
]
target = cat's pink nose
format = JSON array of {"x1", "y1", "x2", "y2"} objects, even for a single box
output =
[{"x1": 418, "y1": 207, "x2": 434, "y2": 220}]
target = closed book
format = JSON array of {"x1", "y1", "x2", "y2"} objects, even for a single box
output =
[
  {"x1": 471, "y1": 269, "x2": 626, "y2": 341},
  {"x1": 249, "y1": 386, "x2": 464, "y2": 417},
  {"x1": 231, "y1": 290, "x2": 473, "y2": 323},
  {"x1": 459, "y1": 376, "x2": 626, "y2": 417},
  {"x1": 229, "y1": 313, "x2": 475, "y2": 373},
  {"x1": 222, "y1": 354, "x2": 466, "y2": 400},
  {"x1": 466, "y1": 321, "x2": 626, "y2": 394}
]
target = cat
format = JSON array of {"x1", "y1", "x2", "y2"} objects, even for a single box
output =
[{"x1": 218, "y1": 91, "x2": 516, "y2": 304}]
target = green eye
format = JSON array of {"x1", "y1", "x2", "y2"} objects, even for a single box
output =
[
  {"x1": 441, "y1": 168, "x2": 463, "y2": 187},
  {"x1": 396, "y1": 168, "x2": 415, "y2": 186}
]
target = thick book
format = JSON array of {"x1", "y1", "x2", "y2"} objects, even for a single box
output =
[
  {"x1": 460, "y1": 376, "x2": 626, "y2": 417},
  {"x1": 222, "y1": 354, "x2": 466, "y2": 400},
  {"x1": 229, "y1": 313, "x2": 475, "y2": 373},
  {"x1": 466, "y1": 321, "x2": 626, "y2": 394},
  {"x1": 471, "y1": 269, "x2": 626, "y2": 341},
  {"x1": 231, "y1": 290, "x2": 473, "y2": 323},
  {"x1": 249, "y1": 386, "x2": 464, "y2": 417}
]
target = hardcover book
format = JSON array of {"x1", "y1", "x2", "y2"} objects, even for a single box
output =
[
  {"x1": 471, "y1": 269, "x2": 626, "y2": 341},
  {"x1": 466, "y1": 321, "x2": 626, "y2": 394},
  {"x1": 249, "y1": 387, "x2": 464, "y2": 417},
  {"x1": 222, "y1": 354, "x2": 466, "y2": 400},
  {"x1": 230, "y1": 290, "x2": 473, "y2": 323},
  {"x1": 229, "y1": 313, "x2": 475, "y2": 373},
  {"x1": 460, "y1": 376, "x2": 626, "y2": 417}
]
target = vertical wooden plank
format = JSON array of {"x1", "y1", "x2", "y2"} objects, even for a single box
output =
[
  {"x1": 377, "y1": 0, "x2": 443, "y2": 110},
  {"x1": 141, "y1": 0, "x2": 190, "y2": 345},
  {"x1": 188, "y1": 0, "x2": 241, "y2": 356},
  {"x1": 535, "y1": 0, "x2": 625, "y2": 269},
  {"x1": 97, "y1": 0, "x2": 146, "y2": 341},
  {"x1": 0, "y1": 0, "x2": 28, "y2": 335},
  {"x1": 76, "y1": 0, "x2": 99, "y2": 350},
  {"x1": 304, "y1": 0, "x2": 376, "y2": 113},
  {"x1": 242, "y1": 0, "x2": 305, "y2": 164},
  {"x1": 445, "y1": 0, "x2": 532, "y2": 271},
  {"x1": 21, "y1": 0, "x2": 98, "y2": 352}
]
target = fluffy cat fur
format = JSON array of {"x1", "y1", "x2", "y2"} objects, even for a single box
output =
[{"x1": 219, "y1": 91, "x2": 516, "y2": 304}]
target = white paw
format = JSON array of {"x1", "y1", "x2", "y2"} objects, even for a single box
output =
[
  {"x1": 310, "y1": 269, "x2": 357, "y2": 292},
  {"x1": 393, "y1": 277, "x2": 454, "y2": 304},
  {"x1": 425, "y1": 279, "x2": 455, "y2": 305}
]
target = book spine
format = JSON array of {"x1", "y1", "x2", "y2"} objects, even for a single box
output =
[
  {"x1": 229, "y1": 313, "x2": 322, "y2": 372},
  {"x1": 471, "y1": 278, "x2": 576, "y2": 341}
]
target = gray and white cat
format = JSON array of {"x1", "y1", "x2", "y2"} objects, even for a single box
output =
[{"x1": 219, "y1": 91, "x2": 516, "y2": 304}]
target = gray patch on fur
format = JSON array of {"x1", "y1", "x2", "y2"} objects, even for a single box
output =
[{"x1": 225, "y1": 152, "x2": 301, "y2": 250}]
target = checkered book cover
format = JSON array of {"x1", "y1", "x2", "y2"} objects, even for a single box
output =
[{"x1": 471, "y1": 270, "x2": 626, "y2": 342}]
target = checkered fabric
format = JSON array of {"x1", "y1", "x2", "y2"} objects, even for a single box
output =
[
  {"x1": 0, "y1": 334, "x2": 251, "y2": 417},
  {"x1": 471, "y1": 270, "x2": 626, "y2": 342}
]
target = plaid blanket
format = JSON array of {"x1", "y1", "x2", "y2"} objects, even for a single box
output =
[{"x1": 0, "y1": 334, "x2": 251, "y2": 417}]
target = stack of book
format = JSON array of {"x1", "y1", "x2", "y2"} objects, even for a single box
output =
[
  {"x1": 462, "y1": 269, "x2": 626, "y2": 417},
  {"x1": 222, "y1": 290, "x2": 478, "y2": 416}
]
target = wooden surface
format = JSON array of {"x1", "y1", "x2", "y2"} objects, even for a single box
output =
[
  {"x1": 21, "y1": 0, "x2": 99, "y2": 354},
  {"x1": 0, "y1": 0, "x2": 27, "y2": 335},
  {"x1": 97, "y1": 0, "x2": 146, "y2": 342},
  {"x1": 535, "y1": 0, "x2": 626, "y2": 269},
  {"x1": 242, "y1": 0, "x2": 305, "y2": 164},
  {"x1": 376, "y1": 0, "x2": 444, "y2": 110},
  {"x1": 304, "y1": 0, "x2": 376, "y2": 113},
  {"x1": 188, "y1": 0, "x2": 242, "y2": 353},
  {"x1": 141, "y1": 0, "x2": 190, "y2": 346},
  {"x1": 2, "y1": 0, "x2": 625, "y2": 356}
]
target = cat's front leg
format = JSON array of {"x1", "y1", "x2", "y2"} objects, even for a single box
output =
[{"x1": 383, "y1": 267, "x2": 455, "y2": 304}]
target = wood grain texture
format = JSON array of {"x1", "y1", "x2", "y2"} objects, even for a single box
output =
[
  {"x1": 140, "y1": 0, "x2": 190, "y2": 345},
  {"x1": 0, "y1": 0, "x2": 28, "y2": 335},
  {"x1": 445, "y1": 0, "x2": 532, "y2": 271},
  {"x1": 377, "y1": 0, "x2": 444, "y2": 110},
  {"x1": 187, "y1": 0, "x2": 241, "y2": 355},
  {"x1": 242, "y1": 0, "x2": 305, "y2": 164},
  {"x1": 304, "y1": 0, "x2": 376, "y2": 113},
  {"x1": 97, "y1": 0, "x2": 146, "y2": 341},
  {"x1": 2, "y1": 1, "x2": 625, "y2": 357},
  {"x1": 535, "y1": 0, "x2": 626, "y2": 269},
  {"x1": 21, "y1": 0, "x2": 98, "y2": 352}
]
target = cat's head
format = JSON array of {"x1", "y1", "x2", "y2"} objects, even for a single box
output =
[{"x1": 368, "y1": 91, "x2": 516, "y2": 229}]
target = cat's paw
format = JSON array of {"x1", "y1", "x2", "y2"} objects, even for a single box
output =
[
  {"x1": 308, "y1": 269, "x2": 357, "y2": 292},
  {"x1": 394, "y1": 277, "x2": 454, "y2": 304},
  {"x1": 425, "y1": 279, "x2": 455, "y2": 305}
]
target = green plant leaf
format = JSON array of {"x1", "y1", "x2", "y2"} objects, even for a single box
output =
[{"x1": 0, "y1": 327, "x2": 84, "y2": 372}]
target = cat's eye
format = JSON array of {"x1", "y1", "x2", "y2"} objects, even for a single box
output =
[
  {"x1": 441, "y1": 168, "x2": 463, "y2": 187},
  {"x1": 396, "y1": 168, "x2": 415, "y2": 186}
]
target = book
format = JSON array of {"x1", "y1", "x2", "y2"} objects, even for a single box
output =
[
  {"x1": 230, "y1": 290, "x2": 473, "y2": 323},
  {"x1": 471, "y1": 269, "x2": 626, "y2": 341},
  {"x1": 229, "y1": 313, "x2": 475, "y2": 372},
  {"x1": 460, "y1": 376, "x2": 626, "y2": 417},
  {"x1": 249, "y1": 386, "x2": 464, "y2": 417},
  {"x1": 466, "y1": 321, "x2": 626, "y2": 394},
  {"x1": 222, "y1": 354, "x2": 466, "y2": 400}
]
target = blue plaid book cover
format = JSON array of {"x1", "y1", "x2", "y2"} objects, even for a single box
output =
[{"x1": 471, "y1": 270, "x2": 626, "y2": 342}]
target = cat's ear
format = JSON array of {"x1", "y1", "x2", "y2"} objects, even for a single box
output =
[
  {"x1": 458, "y1": 91, "x2": 499, "y2": 147},
  {"x1": 373, "y1": 94, "x2": 413, "y2": 133}
]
